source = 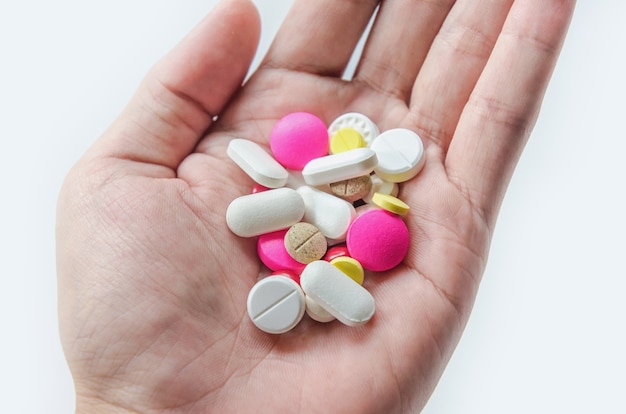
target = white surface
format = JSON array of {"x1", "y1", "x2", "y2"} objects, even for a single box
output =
[
  {"x1": 371, "y1": 128, "x2": 425, "y2": 183},
  {"x1": 1, "y1": 0, "x2": 624, "y2": 412},
  {"x1": 302, "y1": 147, "x2": 378, "y2": 185},
  {"x1": 296, "y1": 185, "x2": 356, "y2": 240},
  {"x1": 247, "y1": 275, "x2": 305, "y2": 335},
  {"x1": 227, "y1": 138, "x2": 289, "y2": 188}
]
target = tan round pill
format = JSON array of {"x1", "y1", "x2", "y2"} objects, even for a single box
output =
[
  {"x1": 329, "y1": 175, "x2": 372, "y2": 202},
  {"x1": 284, "y1": 222, "x2": 328, "y2": 264}
]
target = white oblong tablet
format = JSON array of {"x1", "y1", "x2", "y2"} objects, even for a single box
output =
[
  {"x1": 300, "y1": 260, "x2": 375, "y2": 327},
  {"x1": 370, "y1": 128, "x2": 425, "y2": 183},
  {"x1": 227, "y1": 138, "x2": 288, "y2": 188},
  {"x1": 302, "y1": 147, "x2": 378, "y2": 186},
  {"x1": 226, "y1": 188, "x2": 305, "y2": 237},
  {"x1": 305, "y1": 295, "x2": 335, "y2": 323},
  {"x1": 296, "y1": 186, "x2": 356, "y2": 240},
  {"x1": 247, "y1": 276, "x2": 305, "y2": 334},
  {"x1": 328, "y1": 112, "x2": 380, "y2": 147}
]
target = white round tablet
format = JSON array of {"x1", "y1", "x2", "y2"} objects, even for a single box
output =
[
  {"x1": 328, "y1": 112, "x2": 380, "y2": 147},
  {"x1": 247, "y1": 275, "x2": 306, "y2": 334},
  {"x1": 370, "y1": 128, "x2": 425, "y2": 183}
]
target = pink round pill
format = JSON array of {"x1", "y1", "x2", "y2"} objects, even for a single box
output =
[
  {"x1": 323, "y1": 244, "x2": 350, "y2": 262},
  {"x1": 258, "y1": 229, "x2": 306, "y2": 274},
  {"x1": 346, "y1": 209, "x2": 410, "y2": 272},
  {"x1": 270, "y1": 112, "x2": 329, "y2": 170}
]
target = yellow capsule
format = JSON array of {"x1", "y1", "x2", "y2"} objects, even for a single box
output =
[
  {"x1": 330, "y1": 127, "x2": 366, "y2": 154},
  {"x1": 330, "y1": 257, "x2": 364, "y2": 285},
  {"x1": 371, "y1": 192, "x2": 410, "y2": 216}
]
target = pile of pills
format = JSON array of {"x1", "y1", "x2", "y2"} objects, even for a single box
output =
[{"x1": 225, "y1": 112, "x2": 425, "y2": 334}]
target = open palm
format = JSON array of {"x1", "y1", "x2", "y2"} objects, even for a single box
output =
[{"x1": 57, "y1": 0, "x2": 575, "y2": 412}]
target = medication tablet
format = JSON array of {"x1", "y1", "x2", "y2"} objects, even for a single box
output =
[
  {"x1": 302, "y1": 147, "x2": 377, "y2": 186},
  {"x1": 371, "y1": 193, "x2": 410, "y2": 216},
  {"x1": 329, "y1": 175, "x2": 372, "y2": 202},
  {"x1": 247, "y1": 275, "x2": 306, "y2": 334},
  {"x1": 270, "y1": 112, "x2": 329, "y2": 170},
  {"x1": 323, "y1": 244, "x2": 350, "y2": 261},
  {"x1": 363, "y1": 174, "x2": 399, "y2": 203},
  {"x1": 227, "y1": 138, "x2": 289, "y2": 188},
  {"x1": 305, "y1": 295, "x2": 335, "y2": 323},
  {"x1": 258, "y1": 230, "x2": 306, "y2": 274},
  {"x1": 284, "y1": 223, "x2": 328, "y2": 264},
  {"x1": 328, "y1": 112, "x2": 380, "y2": 147},
  {"x1": 270, "y1": 270, "x2": 300, "y2": 285},
  {"x1": 330, "y1": 128, "x2": 366, "y2": 154},
  {"x1": 226, "y1": 188, "x2": 305, "y2": 237},
  {"x1": 346, "y1": 209, "x2": 410, "y2": 272},
  {"x1": 296, "y1": 186, "x2": 356, "y2": 240},
  {"x1": 370, "y1": 128, "x2": 425, "y2": 183},
  {"x1": 300, "y1": 260, "x2": 375, "y2": 326},
  {"x1": 330, "y1": 257, "x2": 364, "y2": 285}
]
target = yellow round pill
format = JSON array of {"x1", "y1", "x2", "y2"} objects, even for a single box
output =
[
  {"x1": 329, "y1": 127, "x2": 366, "y2": 154},
  {"x1": 330, "y1": 257, "x2": 364, "y2": 285},
  {"x1": 371, "y1": 192, "x2": 410, "y2": 216}
]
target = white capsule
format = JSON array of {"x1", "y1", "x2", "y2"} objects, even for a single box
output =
[
  {"x1": 328, "y1": 112, "x2": 380, "y2": 147},
  {"x1": 296, "y1": 186, "x2": 356, "y2": 240},
  {"x1": 247, "y1": 276, "x2": 305, "y2": 334},
  {"x1": 370, "y1": 128, "x2": 425, "y2": 183},
  {"x1": 302, "y1": 147, "x2": 377, "y2": 186},
  {"x1": 300, "y1": 260, "x2": 375, "y2": 327},
  {"x1": 227, "y1": 138, "x2": 288, "y2": 188},
  {"x1": 226, "y1": 188, "x2": 305, "y2": 237}
]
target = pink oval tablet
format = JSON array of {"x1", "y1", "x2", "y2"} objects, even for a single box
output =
[
  {"x1": 270, "y1": 112, "x2": 329, "y2": 170},
  {"x1": 258, "y1": 230, "x2": 306, "y2": 274},
  {"x1": 346, "y1": 209, "x2": 409, "y2": 272}
]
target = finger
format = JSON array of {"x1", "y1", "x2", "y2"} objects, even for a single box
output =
[
  {"x1": 261, "y1": 0, "x2": 379, "y2": 77},
  {"x1": 353, "y1": 0, "x2": 455, "y2": 102},
  {"x1": 406, "y1": 0, "x2": 514, "y2": 153},
  {"x1": 445, "y1": 0, "x2": 576, "y2": 225},
  {"x1": 92, "y1": 0, "x2": 260, "y2": 172}
]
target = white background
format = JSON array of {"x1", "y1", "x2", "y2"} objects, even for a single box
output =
[{"x1": 1, "y1": 1, "x2": 624, "y2": 413}]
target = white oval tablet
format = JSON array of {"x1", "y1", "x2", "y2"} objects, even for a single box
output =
[
  {"x1": 296, "y1": 186, "x2": 356, "y2": 240},
  {"x1": 328, "y1": 112, "x2": 380, "y2": 147},
  {"x1": 226, "y1": 188, "x2": 305, "y2": 237},
  {"x1": 300, "y1": 260, "x2": 375, "y2": 326},
  {"x1": 302, "y1": 148, "x2": 378, "y2": 186},
  {"x1": 227, "y1": 138, "x2": 288, "y2": 188},
  {"x1": 305, "y1": 295, "x2": 335, "y2": 323},
  {"x1": 247, "y1": 276, "x2": 305, "y2": 334},
  {"x1": 370, "y1": 128, "x2": 425, "y2": 183}
]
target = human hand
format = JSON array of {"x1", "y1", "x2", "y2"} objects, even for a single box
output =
[{"x1": 56, "y1": 0, "x2": 575, "y2": 412}]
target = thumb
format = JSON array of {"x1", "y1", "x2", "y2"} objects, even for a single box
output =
[{"x1": 89, "y1": 0, "x2": 260, "y2": 173}]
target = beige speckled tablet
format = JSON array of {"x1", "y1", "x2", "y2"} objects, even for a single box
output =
[
  {"x1": 284, "y1": 222, "x2": 327, "y2": 264},
  {"x1": 329, "y1": 175, "x2": 372, "y2": 202}
]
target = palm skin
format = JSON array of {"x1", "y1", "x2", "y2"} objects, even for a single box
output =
[{"x1": 56, "y1": 0, "x2": 575, "y2": 412}]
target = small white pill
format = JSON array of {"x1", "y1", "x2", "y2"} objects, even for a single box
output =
[
  {"x1": 226, "y1": 188, "x2": 305, "y2": 237},
  {"x1": 328, "y1": 112, "x2": 380, "y2": 147},
  {"x1": 247, "y1": 275, "x2": 306, "y2": 334},
  {"x1": 362, "y1": 174, "x2": 399, "y2": 203},
  {"x1": 300, "y1": 260, "x2": 375, "y2": 327},
  {"x1": 370, "y1": 128, "x2": 425, "y2": 183},
  {"x1": 227, "y1": 138, "x2": 288, "y2": 188},
  {"x1": 302, "y1": 147, "x2": 378, "y2": 186},
  {"x1": 305, "y1": 295, "x2": 335, "y2": 323},
  {"x1": 296, "y1": 186, "x2": 356, "y2": 240}
]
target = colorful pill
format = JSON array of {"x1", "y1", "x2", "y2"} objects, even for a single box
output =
[
  {"x1": 247, "y1": 275, "x2": 305, "y2": 334},
  {"x1": 328, "y1": 112, "x2": 379, "y2": 147},
  {"x1": 330, "y1": 127, "x2": 366, "y2": 154},
  {"x1": 270, "y1": 112, "x2": 329, "y2": 170},
  {"x1": 330, "y1": 256, "x2": 364, "y2": 285},
  {"x1": 323, "y1": 244, "x2": 350, "y2": 261},
  {"x1": 329, "y1": 175, "x2": 372, "y2": 202},
  {"x1": 284, "y1": 223, "x2": 327, "y2": 264},
  {"x1": 258, "y1": 230, "x2": 307, "y2": 274},
  {"x1": 346, "y1": 209, "x2": 410, "y2": 272},
  {"x1": 371, "y1": 193, "x2": 410, "y2": 216}
]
